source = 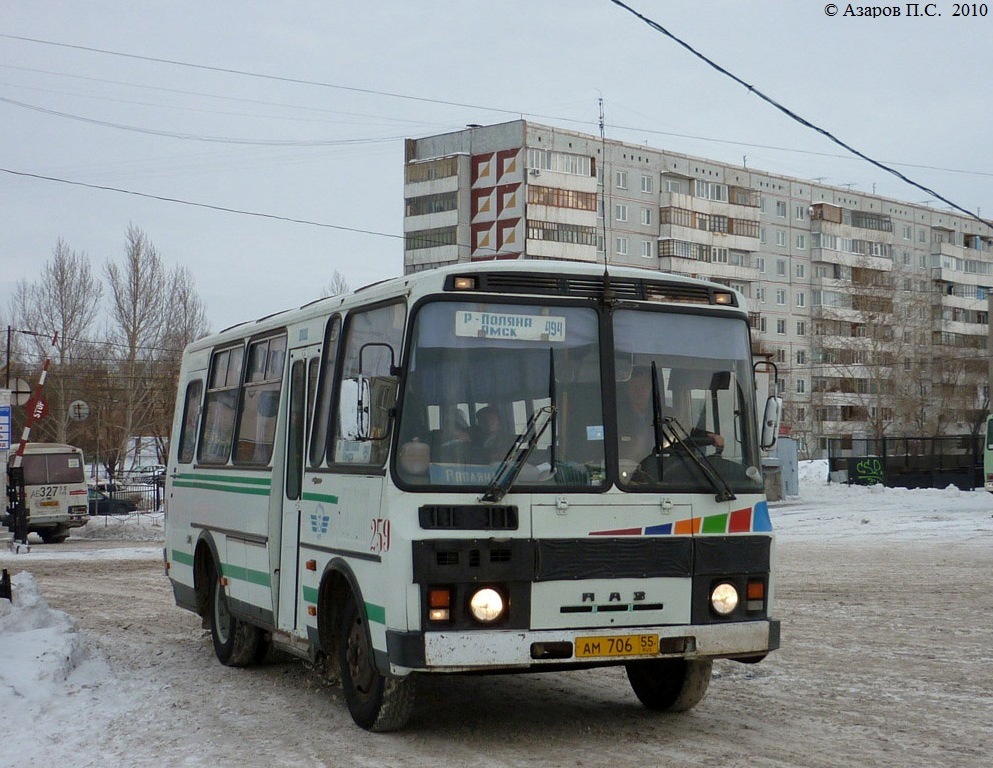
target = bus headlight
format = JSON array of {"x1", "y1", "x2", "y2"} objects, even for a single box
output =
[
  {"x1": 468, "y1": 587, "x2": 505, "y2": 623},
  {"x1": 710, "y1": 583, "x2": 739, "y2": 616}
]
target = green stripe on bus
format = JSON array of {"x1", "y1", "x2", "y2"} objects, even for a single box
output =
[
  {"x1": 171, "y1": 550, "x2": 194, "y2": 566},
  {"x1": 299, "y1": 587, "x2": 385, "y2": 625},
  {"x1": 302, "y1": 492, "x2": 339, "y2": 504},
  {"x1": 701, "y1": 513, "x2": 729, "y2": 534},
  {"x1": 175, "y1": 473, "x2": 271, "y2": 486},
  {"x1": 221, "y1": 563, "x2": 271, "y2": 587},
  {"x1": 173, "y1": 480, "x2": 271, "y2": 496},
  {"x1": 365, "y1": 603, "x2": 386, "y2": 625}
]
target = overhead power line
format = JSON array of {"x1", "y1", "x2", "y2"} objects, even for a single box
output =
[{"x1": 607, "y1": 0, "x2": 990, "y2": 232}]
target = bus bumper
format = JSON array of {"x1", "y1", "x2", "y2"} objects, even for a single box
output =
[{"x1": 387, "y1": 618, "x2": 779, "y2": 672}]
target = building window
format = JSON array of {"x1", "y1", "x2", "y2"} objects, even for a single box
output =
[
  {"x1": 641, "y1": 240, "x2": 653, "y2": 259},
  {"x1": 795, "y1": 204, "x2": 806, "y2": 221},
  {"x1": 615, "y1": 204, "x2": 628, "y2": 222},
  {"x1": 641, "y1": 174, "x2": 653, "y2": 193},
  {"x1": 755, "y1": 287, "x2": 766, "y2": 303},
  {"x1": 756, "y1": 256, "x2": 765, "y2": 272},
  {"x1": 665, "y1": 179, "x2": 681, "y2": 194},
  {"x1": 902, "y1": 225, "x2": 912, "y2": 240},
  {"x1": 776, "y1": 201, "x2": 787, "y2": 218},
  {"x1": 405, "y1": 226, "x2": 457, "y2": 251},
  {"x1": 615, "y1": 237, "x2": 628, "y2": 256},
  {"x1": 760, "y1": 196, "x2": 767, "y2": 213},
  {"x1": 797, "y1": 349, "x2": 806, "y2": 365},
  {"x1": 694, "y1": 179, "x2": 728, "y2": 202},
  {"x1": 641, "y1": 207, "x2": 653, "y2": 226},
  {"x1": 405, "y1": 156, "x2": 458, "y2": 183},
  {"x1": 796, "y1": 234, "x2": 806, "y2": 250},
  {"x1": 775, "y1": 349, "x2": 786, "y2": 363},
  {"x1": 776, "y1": 319, "x2": 787, "y2": 335},
  {"x1": 796, "y1": 292, "x2": 806, "y2": 308},
  {"x1": 528, "y1": 148, "x2": 592, "y2": 176},
  {"x1": 405, "y1": 191, "x2": 458, "y2": 217},
  {"x1": 711, "y1": 247, "x2": 729, "y2": 264},
  {"x1": 615, "y1": 170, "x2": 628, "y2": 189},
  {"x1": 776, "y1": 230, "x2": 787, "y2": 247},
  {"x1": 527, "y1": 186, "x2": 597, "y2": 211},
  {"x1": 777, "y1": 259, "x2": 786, "y2": 276},
  {"x1": 795, "y1": 263, "x2": 806, "y2": 279},
  {"x1": 527, "y1": 221, "x2": 598, "y2": 246},
  {"x1": 776, "y1": 289, "x2": 787, "y2": 305},
  {"x1": 796, "y1": 379, "x2": 806, "y2": 394},
  {"x1": 796, "y1": 321, "x2": 806, "y2": 336},
  {"x1": 759, "y1": 228, "x2": 767, "y2": 245}
]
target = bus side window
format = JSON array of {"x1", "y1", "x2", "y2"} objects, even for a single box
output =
[
  {"x1": 310, "y1": 315, "x2": 341, "y2": 467},
  {"x1": 334, "y1": 302, "x2": 406, "y2": 466},
  {"x1": 199, "y1": 345, "x2": 244, "y2": 465},
  {"x1": 177, "y1": 380, "x2": 203, "y2": 464},
  {"x1": 234, "y1": 333, "x2": 287, "y2": 465}
]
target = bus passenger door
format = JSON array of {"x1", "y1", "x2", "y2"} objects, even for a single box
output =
[{"x1": 277, "y1": 346, "x2": 319, "y2": 632}]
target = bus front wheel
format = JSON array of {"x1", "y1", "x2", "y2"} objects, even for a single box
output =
[
  {"x1": 337, "y1": 593, "x2": 414, "y2": 732},
  {"x1": 625, "y1": 658, "x2": 712, "y2": 712},
  {"x1": 209, "y1": 569, "x2": 261, "y2": 667}
]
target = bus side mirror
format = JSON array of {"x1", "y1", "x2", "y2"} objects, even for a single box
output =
[{"x1": 760, "y1": 396, "x2": 782, "y2": 450}]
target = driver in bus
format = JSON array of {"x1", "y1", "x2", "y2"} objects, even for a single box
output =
[{"x1": 617, "y1": 365, "x2": 724, "y2": 464}]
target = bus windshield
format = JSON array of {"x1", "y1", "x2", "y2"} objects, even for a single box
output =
[
  {"x1": 613, "y1": 309, "x2": 763, "y2": 493},
  {"x1": 395, "y1": 300, "x2": 605, "y2": 489},
  {"x1": 22, "y1": 451, "x2": 86, "y2": 485}
]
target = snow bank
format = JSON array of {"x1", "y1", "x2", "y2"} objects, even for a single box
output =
[{"x1": 72, "y1": 511, "x2": 166, "y2": 542}]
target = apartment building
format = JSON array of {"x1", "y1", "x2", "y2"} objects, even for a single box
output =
[{"x1": 403, "y1": 120, "x2": 993, "y2": 456}]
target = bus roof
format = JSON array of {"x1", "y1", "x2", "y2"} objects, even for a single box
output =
[{"x1": 24, "y1": 442, "x2": 83, "y2": 455}]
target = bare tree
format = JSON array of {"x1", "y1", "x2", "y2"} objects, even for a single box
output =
[
  {"x1": 321, "y1": 269, "x2": 350, "y2": 298},
  {"x1": 9, "y1": 239, "x2": 103, "y2": 443},
  {"x1": 105, "y1": 224, "x2": 170, "y2": 473}
]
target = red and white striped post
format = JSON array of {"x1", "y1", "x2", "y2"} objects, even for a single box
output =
[{"x1": 7, "y1": 332, "x2": 58, "y2": 548}]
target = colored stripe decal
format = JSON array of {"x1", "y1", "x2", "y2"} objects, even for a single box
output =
[
  {"x1": 171, "y1": 549, "x2": 194, "y2": 566},
  {"x1": 752, "y1": 500, "x2": 773, "y2": 532},
  {"x1": 701, "y1": 513, "x2": 728, "y2": 534},
  {"x1": 221, "y1": 563, "x2": 270, "y2": 587},
  {"x1": 173, "y1": 480, "x2": 271, "y2": 496},
  {"x1": 175, "y1": 473, "x2": 271, "y2": 486},
  {"x1": 299, "y1": 587, "x2": 385, "y2": 626}
]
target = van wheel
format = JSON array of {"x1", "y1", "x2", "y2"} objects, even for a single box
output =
[
  {"x1": 209, "y1": 568, "x2": 261, "y2": 666},
  {"x1": 40, "y1": 528, "x2": 68, "y2": 544},
  {"x1": 338, "y1": 593, "x2": 414, "y2": 731},
  {"x1": 625, "y1": 658, "x2": 712, "y2": 711}
]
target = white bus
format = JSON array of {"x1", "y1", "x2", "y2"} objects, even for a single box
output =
[
  {"x1": 5, "y1": 442, "x2": 89, "y2": 543},
  {"x1": 164, "y1": 261, "x2": 782, "y2": 731}
]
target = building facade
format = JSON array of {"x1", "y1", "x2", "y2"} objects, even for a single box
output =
[{"x1": 403, "y1": 121, "x2": 993, "y2": 457}]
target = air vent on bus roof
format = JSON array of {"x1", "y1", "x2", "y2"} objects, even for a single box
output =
[{"x1": 444, "y1": 272, "x2": 734, "y2": 306}]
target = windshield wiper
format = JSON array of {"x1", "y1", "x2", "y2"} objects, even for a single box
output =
[
  {"x1": 657, "y1": 414, "x2": 736, "y2": 503},
  {"x1": 481, "y1": 405, "x2": 556, "y2": 503}
]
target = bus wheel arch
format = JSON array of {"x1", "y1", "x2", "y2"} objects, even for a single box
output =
[
  {"x1": 625, "y1": 658, "x2": 713, "y2": 712},
  {"x1": 316, "y1": 560, "x2": 415, "y2": 731},
  {"x1": 193, "y1": 534, "x2": 221, "y2": 627}
]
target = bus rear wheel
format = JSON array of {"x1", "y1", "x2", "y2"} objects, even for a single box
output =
[
  {"x1": 40, "y1": 527, "x2": 69, "y2": 544},
  {"x1": 625, "y1": 658, "x2": 712, "y2": 712},
  {"x1": 209, "y1": 569, "x2": 261, "y2": 667},
  {"x1": 337, "y1": 593, "x2": 414, "y2": 732}
]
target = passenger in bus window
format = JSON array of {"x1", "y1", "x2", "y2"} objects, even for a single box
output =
[{"x1": 472, "y1": 406, "x2": 513, "y2": 464}]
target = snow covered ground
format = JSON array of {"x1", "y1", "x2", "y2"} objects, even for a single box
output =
[{"x1": 1, "y1": 462, "x2": 991, "y2": 767}]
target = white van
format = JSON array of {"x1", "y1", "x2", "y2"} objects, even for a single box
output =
[{"x1": 6, "y1": 443, "x2": 89, "y2": 543}]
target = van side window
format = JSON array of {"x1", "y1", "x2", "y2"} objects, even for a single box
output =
[
  {"x1": 177, "y1": 380, "x2": 203, "y2": 464},
  {"x1": 234, "y1": 334, "x2": 287, "y2": 465},
  {"x1": 199, "y1": 345, "x2": 244, "y2": 464}
]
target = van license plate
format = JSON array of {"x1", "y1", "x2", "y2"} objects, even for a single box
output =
[{"x1": 574, "y1": 634, "x2": 658, "y2": 658}]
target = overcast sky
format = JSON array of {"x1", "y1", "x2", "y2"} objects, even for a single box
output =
[{"x1": 2, "y1": 1, "x2": 990, "y2": 332}]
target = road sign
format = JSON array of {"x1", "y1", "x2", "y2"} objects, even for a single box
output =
[
  {"x1": 0, "y1": 404, "x2": 10, "y2": 450},
  {"x1": 26, "y1": 396, "x2": 46, "y2": 421},
  {"x1": 11, "y1": 378, "x2": 31, "y2": 406},
  {"x1": 69, "y1": 400, "x2": 90, "y2": 421}
]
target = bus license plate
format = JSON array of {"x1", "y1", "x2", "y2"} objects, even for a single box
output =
[
  {"x1": 39, "y1": 500, "x2": 59, "y2": 507},
  {"x1": 575, "y1": 634, "x2": 659, "y2": 659}
]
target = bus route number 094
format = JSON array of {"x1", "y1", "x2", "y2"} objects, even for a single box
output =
[{"x1": 574, "y1": 634, "x2": 659, "y2": 659}]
